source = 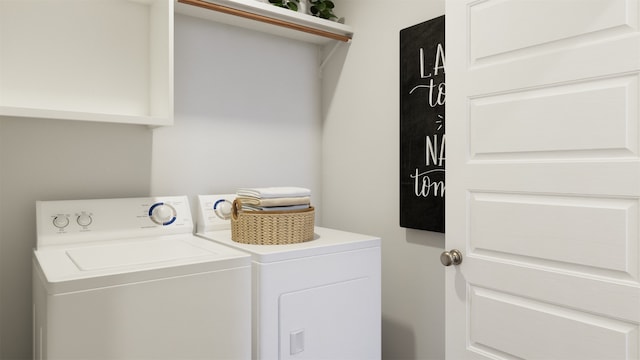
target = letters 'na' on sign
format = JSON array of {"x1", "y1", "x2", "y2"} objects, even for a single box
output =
[{"x1": 399, "y1": 16, "x2": 445, "y2": 232}]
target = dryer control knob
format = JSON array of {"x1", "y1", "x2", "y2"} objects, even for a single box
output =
[
  {"x1": 53, "y1": 215, "x2": 69, "y2": 228},
  {"x1": 149, "y1": 203, "x2": 177, "y2": 225},
  {"x1": 213, "y1": 199, "x2": 233, "y2": 220},
  {"x1": 77, "y1": 213, "x2": 92, "y2": 227}
]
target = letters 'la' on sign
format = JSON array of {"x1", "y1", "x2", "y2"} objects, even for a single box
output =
[{"x1": 399, "y1": 16, "x2": 445, "y2": 233}]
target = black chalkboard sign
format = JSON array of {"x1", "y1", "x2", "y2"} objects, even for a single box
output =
[{"x1": 400, "y1": 16, "x2": 445, "y2": 232}]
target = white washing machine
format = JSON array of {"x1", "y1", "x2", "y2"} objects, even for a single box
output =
[
  {"x1": 33, "y1": 196, "x2": 251, "y2": 360},
  {"x1": 196, "y1": 194, "x2": 381, "y2": 360}
]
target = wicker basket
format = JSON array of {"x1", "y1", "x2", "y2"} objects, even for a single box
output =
[{"x1": 230, "y1": 199, "x2": 315, "y2": 245}]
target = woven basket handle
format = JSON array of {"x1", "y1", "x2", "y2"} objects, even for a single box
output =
[{"x1": 231, "y1": 199, "x2": 241, "y2": 221}]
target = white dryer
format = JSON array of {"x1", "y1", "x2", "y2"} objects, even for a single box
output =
[
  {"x1": 196, "y1": 194, "x2": 381, "y2": 360},
  {"x1": 33, "y1": 196, "x2": 251, "y2": 360}
]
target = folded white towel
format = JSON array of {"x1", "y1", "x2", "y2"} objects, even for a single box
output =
[
  {"x1": 237, "y1": 196, "x2": 311, "y2": 207},
  {"x1": 241, "y1": 204, "x2": 310, "y2": 212},
  {"x1": 237, "y1": 187, "x2": 311, "y2": 199}
]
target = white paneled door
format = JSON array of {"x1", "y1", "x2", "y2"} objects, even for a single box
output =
[{"x1": 445, "y1": 0, "x2": 640, "y2": 359}]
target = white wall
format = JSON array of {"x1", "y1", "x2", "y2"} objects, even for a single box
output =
[
  {"x1": 0, "y1": 3, "x2": 445, "y2": 358},
  {"x1": 151, "y1": 14, "x2": 323, "y2": 213},
  {"x1": 0, "y1": 117, "x2": 152, "y2": 359},
  {"x1": 0, "y1": 14, "x2": 323, "y2": 360},
  {"x1": 321, "y1": 1, "x2": 446, "y2": 359},
  {"x1": 0, "y1": 119, "x2": 3, "y2": 357}
]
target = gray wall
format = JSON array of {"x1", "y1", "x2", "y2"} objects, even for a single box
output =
[{"x1": 321, "y1": 1, "x2": 446, "y2": 359}]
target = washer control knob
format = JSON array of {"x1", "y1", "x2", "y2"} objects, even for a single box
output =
[
  {"x1": 149, "y1": 203, "x2": 177, "y2": 225},
  {"x1": 77, "y1": 213, "x2": 93, "y2": 227},
  {"x1": 53, "y1": 215, "x2": 69, "y2": 228}
]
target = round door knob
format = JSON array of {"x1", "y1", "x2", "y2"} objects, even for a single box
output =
[{"x1": 440, "y1": 249, "x2": 463, "y2": 266}]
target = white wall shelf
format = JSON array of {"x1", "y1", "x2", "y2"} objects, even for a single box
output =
[
  {"x1": 0, "y1": 0, "x2": 173, "y2": 126},
  {"x1": 174, "y1": 0, "x2": 353, "y2": 44}
]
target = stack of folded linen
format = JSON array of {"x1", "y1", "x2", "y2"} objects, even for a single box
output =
[{"x1": 236, "y1": 187, "x2": 311, "y2": 212}]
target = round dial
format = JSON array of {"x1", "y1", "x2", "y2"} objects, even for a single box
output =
[
  {"x1": 77, "y1": 213, "x2": 93, "y2": 227},
  {"x1": 148, "y1": 202, "x2": 177, "y2": 225},
  {"x1": 213, "y1": 199, "x2": 233, "y2": 220},
  {"x1": 53, "y1": 215, "x2": 69, "y2": 228}
]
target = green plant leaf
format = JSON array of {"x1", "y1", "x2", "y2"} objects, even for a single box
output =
[
  {"x1": 269, "y1": 0, "x2": 287, "y2": 7},
  {"x1": 308, "y1": 0, "x2": 337, "y2": 20}
]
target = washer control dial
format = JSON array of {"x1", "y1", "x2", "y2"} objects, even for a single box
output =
[
  {"x1": 77, "y1": 213, "x2": 93, "y2": 227},
  {"x1": 148, "y1": 202, "x2": 177, "y2": 225},
  {"x1": 53, "y1": 215, "x2": 69, "y2": 228}
]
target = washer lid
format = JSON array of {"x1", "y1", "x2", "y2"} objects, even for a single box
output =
[
  {"x1": 33, "y1": 235, "x2": 250, "y2": 294},
  {"x1": 67, "y1": 239, "x2": 213, "y2": 271},
  {"x1": 196, "y1": 226, "x2": 380, "y2": 263}
]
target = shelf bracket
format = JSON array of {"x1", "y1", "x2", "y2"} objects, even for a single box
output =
[{"x1": 318, "y1": 40, "x2": 346, "y2": 77}]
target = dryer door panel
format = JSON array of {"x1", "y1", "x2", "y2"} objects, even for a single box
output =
[{"x1": 279, "y1": 277, "x2": 380, "y2": 359}]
